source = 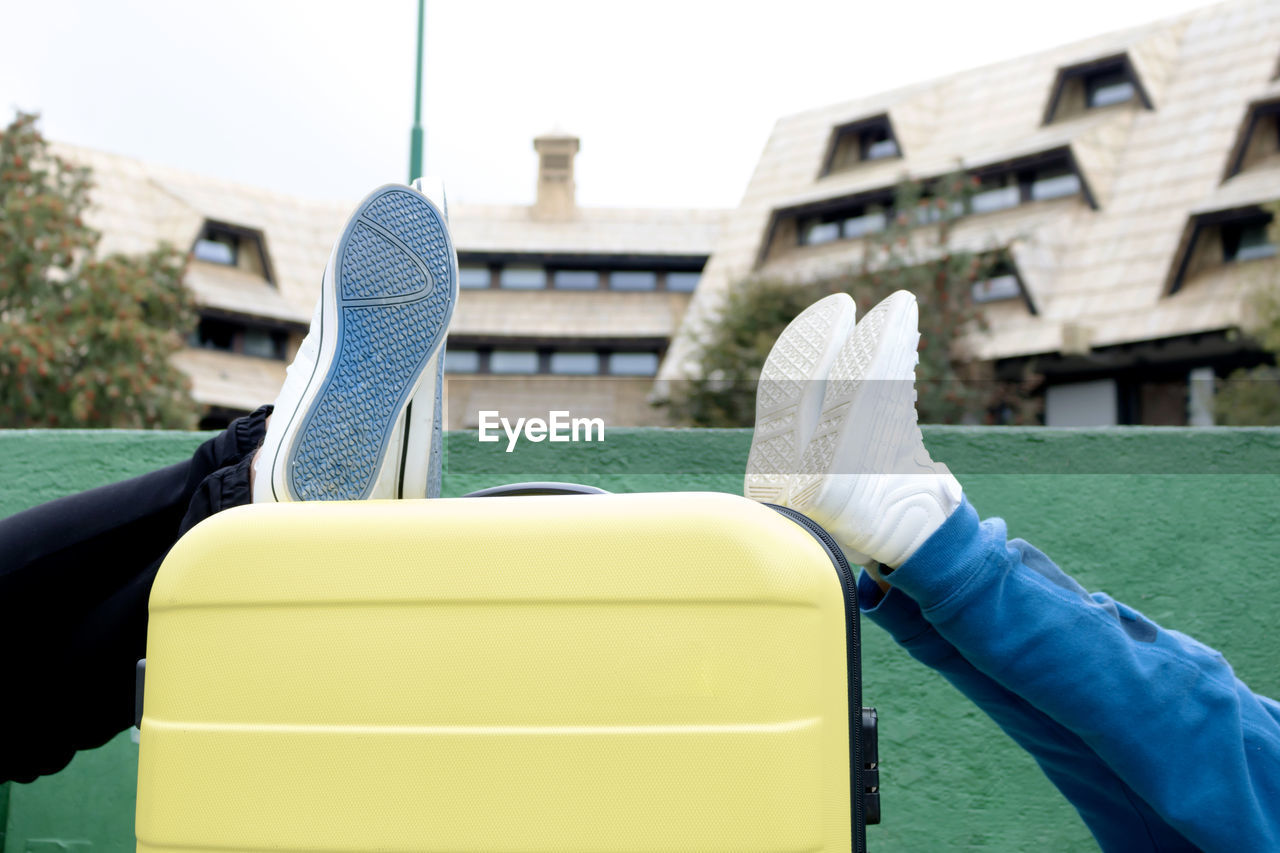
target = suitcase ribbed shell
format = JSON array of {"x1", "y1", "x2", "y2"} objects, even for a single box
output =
[{"x1": 137, "y1": 492, "x2": 853, "y2": 852}]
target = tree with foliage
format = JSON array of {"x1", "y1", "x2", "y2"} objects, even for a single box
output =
[
  {"x1": 0, "y1": 111, "x2": 197, "y2": 428},
  {"x1": 1215, "y1": 204, "x2": 1280, "y2": 425},
  {"x1": 668, "y1": 172, "x2": 1042, "y2": 427}
]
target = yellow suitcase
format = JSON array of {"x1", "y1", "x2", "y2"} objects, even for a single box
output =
[{"x1": 136, "y1": 489, "x2": 877, "y2": 852}]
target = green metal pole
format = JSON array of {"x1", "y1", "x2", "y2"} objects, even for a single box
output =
[{"x1": 408, "y1": 0, "x2": 426, "y2": 183}]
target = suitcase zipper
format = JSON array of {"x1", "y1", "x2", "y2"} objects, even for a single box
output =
[{"x1": 767, "y1": 504, "x2": 868, "y2": 853}]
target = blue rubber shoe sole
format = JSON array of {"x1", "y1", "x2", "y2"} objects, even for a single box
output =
[{"x1": 287, "y1": 186, "x2": 457, "y2": 501}]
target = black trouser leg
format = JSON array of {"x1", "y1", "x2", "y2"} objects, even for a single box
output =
[{"x1": 0, "y1": 406, "x2": 269, "y2": 783}]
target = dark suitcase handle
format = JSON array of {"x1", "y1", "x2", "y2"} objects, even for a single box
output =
[
  {"x1": 462, "y1": 482, "x2": 610, "y2": 498},
  {"x1": 862, "y1": 707, "x2": 880, "y2": 825},
  {"x1": 136, "y1": 658, "x2": 146, "y2": 729}
]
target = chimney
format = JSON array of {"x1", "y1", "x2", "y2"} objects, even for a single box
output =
[
  {"x1": 1061, "y1": 322, "x2": 1093, "y2": 356},
  {"x1": 532, "y1": 132, "x2": 580, "y2": 221}
]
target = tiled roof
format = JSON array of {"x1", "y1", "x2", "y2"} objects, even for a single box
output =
[
  {"x1": 58, "y1": 141, "x2": 352, "y2": 320},
  {"x1": 664, "y1": 0, "x2": 1280, "y2": 378},
  {"x1": 451, "y1": 204, "x2": 725, "y2": 258},
  {"x1": 184, "y1": 261, "x2": 312, "y2": 326},
  {"x1": 60, "y1": 143, "x2": 726, "y2": 322},
  {"x1": 451, "y1": 289, "x2": 691, "y2": 339},
  {"x1": 55, "y1": 143, "x2": 725, "y2": 411},
  {"x1": 1193, "y1": 161, "x2": 1280, "y2": 214},
  {"x1": 170, "y1": 348, "x2": 286, "y2": 413}
]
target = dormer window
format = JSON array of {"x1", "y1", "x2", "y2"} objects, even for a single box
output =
[
  {"x1": 193, "y1": 229, "x2": 239, "y2": 266},
  {"x1": 972, "y1": 260, "x2": 1023, "y2": 303},
  {"x1": 860, "y1": 126, "x2": 899, "y2": 161},
  {"x1": 970, "y1": 255, "x2": 1037, "y2": 313},
  {"x1": 1084, "y1": 67, "x2": 1136, "y2": 108},
  {"x1": 1223, "y1": 99, "x2": 1280, "y2": 180},
  {"x1": 1222, "y1": 218, "x2": 1276, "y2": 262},
  {"x1": 1166, "y1": 207, "x2": 1277, "y2": 294},
  {"x1": 190, "y1": 221, "x2": 274, "y2": 283},
  {"x1": 821, "y1": 115, "x2": 901, "y2": 175},
  {"x1": 1043, "y1": 55, "x2": 1151, "y2": 124}
]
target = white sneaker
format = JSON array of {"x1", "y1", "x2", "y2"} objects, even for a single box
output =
[
  {"x1": 253, "y1": 182, "x2": 459, "y2": 502},
  {"x1": 784, "y1": 290, "x2": 961, "y2": 568},
  {"x1": 745, "y1": 293, "x2": 857, "y2": 503},
  {"x1": 400, "y1": 176, "x2": 451, "y2": 498}
]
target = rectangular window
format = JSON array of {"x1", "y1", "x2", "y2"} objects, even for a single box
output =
[
  {"x1": 196, "y1": 317, "x2": 236, "y2": 351},
  {"x1": 195, "y1": 317, "x2": 285, "y2": 360},
  {"x1": 791, "y1": 191, "x2": 897, "y2": 247},
  {"x1": 1085, "y1": 69, "x2": 1135, "y2": 109},
  {"x1": 1236, "y1": 231, "x2": 1277, "y2": 261},
  {"x1": 549, "y1": 352, "x2": 600, "y2": 375},
  {"x1": 800, "y1": 220, "x2": 841, "y2": 246},
  {"x1": 972, "y1": 273, "x2": 1022, "y2": 303},
  {"x1": 552, "y1": 269, "x2": 600, "y2": 290},
  {"x1": 499, "y1": 266, "x2": 546, "y2": 290},
  {"x1": 609, "y1": 271, "x2": 658, "y2": 291},
  {"x1": 970, "y1": 177, "x2": 1020, "y2": 214},
  {"x1": 1030, "y1": 169, "x2": 1081, "y2": 201},
  {"x1": 242, "y1": 328, "x2": 284, "y2": 360},
  {"x1": 444, "y1": 348, "x2": 480, "y2": 373},
  {"x1": 914, "y1": 198, "x2": 963, "y2": 225},
  {"x1": 489, "y1": 350, "x2": 539, "y2": 374},
  {"x1": 458, "y1": 265, "x2": 491, "y2": 289},
  {"x1": 825, "y1": 117, "x2": 898, "y2": 174},
  {"x1": 843, "y1": 210, "x2": 887, "y2": 238},
  {"x1": 194, "y1": 234, "x2": 238, "y2": 266},
  {"x1": 861, "y1": 131, "x2": 899, "y2": 161},
  {"x1": 665, "y1": 271, "x2": 701, "y2": 292},
  {"x1": 1223, "y1": 220, "x2": 1277, "y2": 262},
  {"x1": 608, "y1": 352, "x2": 659, "y2": 376}
]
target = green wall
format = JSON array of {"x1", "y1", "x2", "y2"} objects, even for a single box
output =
[{"x1": 2, "y1": 427, "x2": 1279, "y2": 851}]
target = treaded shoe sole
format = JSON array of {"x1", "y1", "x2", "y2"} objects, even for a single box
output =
[
  {"x1": 284, "y1": 186, "x2": 457, "y2": 500},
  {"x1": 744, "y1": 293, "x2": 856, "y2": 503}
]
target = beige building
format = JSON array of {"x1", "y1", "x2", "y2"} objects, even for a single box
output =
[
  {"x1": 665, "y1": 0, "x2": 1280, "y2": 425},
  {"x1": 61, "y1": 135, "x2": 724, "y2": 429},
  {"x1": 444, "y1": 134, "x2": 723, "y2": 429}
]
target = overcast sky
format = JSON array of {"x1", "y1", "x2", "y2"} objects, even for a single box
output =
[{"x1": 2, "y1": 0, "x2": 1216, "y2": 210}]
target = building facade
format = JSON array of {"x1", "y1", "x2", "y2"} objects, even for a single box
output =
[
  {"x1": 61, "y1": 135, "x2": 724, "y2": 429},
  {"x1": 443, "y1": 134, "x2": 722, "y2": 429},
  {"x1": 664, "y1": 0, "x2": 1280, "y2": 426}
]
